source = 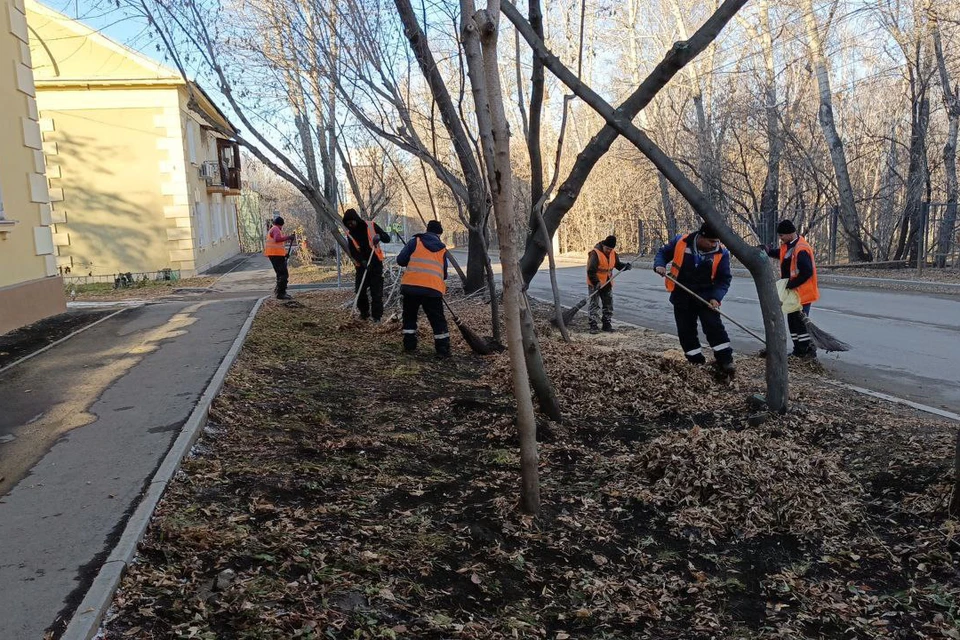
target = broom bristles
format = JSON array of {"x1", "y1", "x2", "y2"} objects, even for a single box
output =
[
  {"x1": 453, "y1": 317, "x2": 497, "y2": 355},
  {"x1": 803, "y1": 316, "x2": 851, "y2": 352},
  {"x1": 561, "y1": 299, "x2": 588, "y2": 325}
]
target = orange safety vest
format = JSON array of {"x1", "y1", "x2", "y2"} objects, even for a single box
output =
[
  {"x1": 400, "y1": 239, "x2": 446, "y2": 294},
  {"x1": 587, "y1": 247, "x2": 618, "y2": 287},
  {"x1": 664, "y1": 234, "x2": 722, "y2": 292},
  {"x1": 779, "y1": 235, "x2": 820, "y2": 305},
  {"x1": 349, "y1": 220, "x2": 385, "y2": 264},
  {"x1": 264, "y1": 225, "x2": 287, "y2": 257}
]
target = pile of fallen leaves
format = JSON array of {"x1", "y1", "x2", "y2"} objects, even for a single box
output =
[
  {"x1": 623, "y1": 426, "x2": 863, "y2": 540},
  {"x1": 101, "y1": 289, "x2": 960, "y2": 640}
]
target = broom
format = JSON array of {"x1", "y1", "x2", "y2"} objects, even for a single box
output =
[
  {"x1": 441, "y1": 297, "x2": 503, "y2": 355},
  {"x1": 779, "y1": 283, "x2": 850, "y2": 353},
  {"x1": 560, "y1": 261, "x2": 635, "y2": 325}
]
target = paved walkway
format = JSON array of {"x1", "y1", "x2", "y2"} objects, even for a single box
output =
[{"x1": 0, "y1": 273, "x2": 266, "y2": 637}]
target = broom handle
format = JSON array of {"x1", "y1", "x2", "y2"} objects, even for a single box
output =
[
  {"x1": 663, "y1": 271, "x2": 766, "y2": 344},
  {"x1": 352, "y1": 249, "x2": 377, "y2": 311}
]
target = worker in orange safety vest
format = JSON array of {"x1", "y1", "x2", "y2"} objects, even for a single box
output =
[
  {"x1": 654, "y1": 222, "x2": 735, "y2": 373},
  {"x1": 343, "y1": 208, "x2": 391, "y2": 322},
  {"x1": 763, "y1": 219, "x2": 821, "y2": 359},
  {"x1": 264, "y1": 216, "x2": 296, "y2": 300},
  {"x1": 397, "y1": 220, "x2": 450, "y2": 358},
  {"x1": 586, "y1": 235, "x2": 632, "y2": 333}
]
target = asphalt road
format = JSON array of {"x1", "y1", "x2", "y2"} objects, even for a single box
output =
[
  {"x1": 0, "y1": 296, "x2": 257, "y2": 639},
  {"x1": 456, "y1": 252, "x2": 960, "y2": 414}
]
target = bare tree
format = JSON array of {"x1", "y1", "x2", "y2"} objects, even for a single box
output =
[
  {"x1": 801, "y1": 0, "x2": 873, "y2": 262},
  {"x1": 932, "y1": 8, "x2": 959, "y2": 267},
  {"x1": 503, "y1": 0, "x2": 791, "y2": 412},
  {"x1": 461, "y1": 0, "x2": 541, "y2": 513}
]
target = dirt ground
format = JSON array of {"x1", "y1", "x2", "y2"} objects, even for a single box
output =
[
  {"x1": 102, "y1": 291, "x2": 959, "y2": 639},
  {"x1": 0, "y1": 308, "x2": 114, "y2": 369}
]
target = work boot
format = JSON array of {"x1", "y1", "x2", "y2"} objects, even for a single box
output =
[
  {"x1": 277, "y1": 293, "x2": 293, "y2": 300},
  {"x1": 602, "y1": 321, "x2": 614, "y2": 333},
  {"x1": 687, "y1": 354, "x2": 707, "y2": 366},
  {"x1": 589, "y1": 323, "x2": 600, "y2": 335},
  {"x1": 716, "y1": 360, "x2": 737, "y2": 375}
]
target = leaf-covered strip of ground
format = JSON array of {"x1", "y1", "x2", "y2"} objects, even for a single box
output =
[
  {"x1": 66, "y1": 276, "x2": 218, "y2": 301},
  {"x1": 104, "y1": 290, "x2": 960, "y2": 639}
]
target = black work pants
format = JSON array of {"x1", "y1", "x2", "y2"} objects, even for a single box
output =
[
  {"x1": 788, "y1": 304, "x2": 814, "y2": 355},
  {"x1": 355, "y1": 261, "x2": 384, "y2": 320},
  {"x1": 402, "y1": 294, "x2": 450, "y2": 355},
  {"x1": 268, "y1": 256, "x2": 288, "y2": 298},
  {"x1": 673, "y1": 302, "x2": 733, "y2": 364}
]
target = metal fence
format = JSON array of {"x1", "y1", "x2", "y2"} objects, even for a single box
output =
[{"x1": 63, "y1": 269, "x2": 181, "y2": 286}]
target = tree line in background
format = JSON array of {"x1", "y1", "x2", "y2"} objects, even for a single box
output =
[{"x1": 116, "y1": 0, "x2": 960, "y2": 513}]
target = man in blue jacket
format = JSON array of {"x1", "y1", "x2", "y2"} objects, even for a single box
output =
[
  {"x1": 654, "y1": 222, "x2": 735, "y2": 373},
  {"x1": 396, "y1": 220, "x2": 451, "y2": 358}
]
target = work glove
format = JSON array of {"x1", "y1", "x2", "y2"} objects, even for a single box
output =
[
  {"x1": 623, "y1": 263, "x2": 633, "y2": 271},
  {"x1": 372, "y1": 236, "x2": 381, "y2": 246},
  {"x1": 654, "y1": 266, "x2": 666, "y2": 276}
]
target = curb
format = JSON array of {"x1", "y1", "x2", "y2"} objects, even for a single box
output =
[
  {"x1": 61, "y1": 295, "x2": 267, "y2": 640},
  {"x1": 0, "y1": 307, "x2": 133, "y2": 377}
]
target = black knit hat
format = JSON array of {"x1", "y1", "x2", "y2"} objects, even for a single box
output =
[
  {"x1": 602, "y1": 235, "x2": 617, "y2": 249},
  {"x1": 342, "y1": 208, "x2": 362, "y2": 225},
  {"x1": 426, "y1": 220, "x2": 443, "y2": 234},
  {"x1": 698, "y1": 222, "x2": 720, "y2": 239},
  {"x1": 273, "y1": 216, "x2": 285, "y2": 226},
  {"x1": 776, "y1": 219, "x2": 797, "y2": 234}
]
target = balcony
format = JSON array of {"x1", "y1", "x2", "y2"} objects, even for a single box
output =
[{"x1": 200, "y1": 139, "x2": 242, "y2": 196}]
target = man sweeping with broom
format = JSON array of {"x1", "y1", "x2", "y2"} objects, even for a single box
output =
[
  {"x1": 763, "y1": 219, "x2": 821, "y2": 360},
  {"x1": 344, "y1": 208, "x2": 392, "y2": 323},
  {"x1": 586, "y1": 235, "x2": 632, "y2": 334},
  {"x1": 654, "y1": 223, "x2": 736, "y2": 374},
  {"x1": 396, "y1": 220, "x2": 451, "y2": 358}
]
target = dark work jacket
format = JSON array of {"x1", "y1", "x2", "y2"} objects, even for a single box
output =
[
  {"x1": 346, "y1": 217, "x2": 391, "y2": 268},
  {"x1": 397, "y1": 232, "x2": 448, "y2": 298},
  {"x1": 654, "y1": 232, "x2": 732, "y2": 306},
  {"x1": 766, "y1": 238, "x2": 814, "y2": 290}
]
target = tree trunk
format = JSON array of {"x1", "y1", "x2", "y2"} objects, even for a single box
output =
[
  {"x1": 659, "y1": 174, "x2": 677, "y2": 240},
  {"x1": 895, "y1": 84, "x2": 931, "y2": 266},
  {"x1": 517, "y1": 0, "x2": 751, "y2": 284},
  {"x1": 802, "y1": 0, "x2": 872, "y2": 262},
  {"x1": 934, "y1": 20, "x2": 959, "y2": 268},
  {"x1": 758, "y1": 0, "x2": 781, "y2": 245},
  {"x1": 504, "y1": 0, "x2": 789, "y2": 411},
  {"x1": 463, "y1": 0, "x2": 540, "y2": 514},
  {"x1": 394, "y1": 0, "x2": 490, "y2": 293},
  {"x1": 521, "y1": 294, "x2": 563, "y2": 421}
]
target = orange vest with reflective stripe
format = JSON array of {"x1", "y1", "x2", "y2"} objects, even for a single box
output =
[
  {"x1": 779, "y1": 236, "x2": 820, "y2": 305},
  {"x1": 350, "y1": 221, "x2": 385, "y2": 263},
  {"x1": 665, "y1": 235, "x2": 722, "y2": 292},
  {"x1": 264, "y1": 225, "x2": 287, "y2": 256},
  {"x1": 587, "y1": 248, "x2": 618, "y2": 287},
  {"x1": 401, "y1": 239, "x2": 446, "y2": 294}
]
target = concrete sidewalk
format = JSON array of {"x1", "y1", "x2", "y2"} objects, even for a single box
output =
[{"x1": 0, "y1": 296, "x2": 259, "y2": 638}]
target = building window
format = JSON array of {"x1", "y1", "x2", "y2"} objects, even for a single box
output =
[
  {"x1": 212, "y1": 199, "x2": 223, "y2": 241},
  {"x1": 186, "y1": 120, "x2": 197, "y2": 165}
]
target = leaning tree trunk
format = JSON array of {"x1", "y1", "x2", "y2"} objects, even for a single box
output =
[
  {"x1": 504, "y1": 0, "x2": 790, "y2": 412},
  {"x1": 802, "y1": 0, "x2": 872, "y2": 263},
  {"x1": 462, "y1": 0, "x2": 540, "y2": 513},
  {"x1": 517, "y1": 0, "x2": 751, "y2": 284}
]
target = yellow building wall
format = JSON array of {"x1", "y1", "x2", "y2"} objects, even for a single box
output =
[
  {"x1": 179, "y1": 89, "x2": 240, "y2": 274},
  {"x1": 0, "y1": 0, "x2": 65, "y2": 334},
  {"x1": 43, "y1": 105, "x2": 169, "y2": 275}
]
